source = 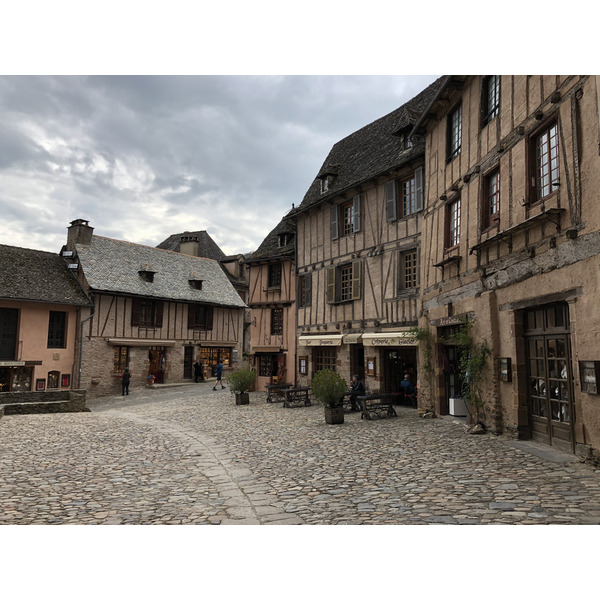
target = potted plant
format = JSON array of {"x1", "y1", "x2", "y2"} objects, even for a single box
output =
[
  {"x1": 226, "y1": 368, "x2": 257, "y2": 405},
  {"x1": 312, "y1": 369, "x2": 347, "y2": 424}
]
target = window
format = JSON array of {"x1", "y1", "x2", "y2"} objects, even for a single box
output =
[
  {"x1": 320, "y1": 176, "x2": 330, "y2": 194},
  {"x1": 188, "y1": 304, "x2": 214, "y2": 329},
  {"x1": 482, "y1": 75, "x2": 500, "y2": 126},
  {"x1": 258, "y1": 354, "x2": 277, "y2": 377},
  {"x1": 47, "y1": 370, "x2": 60, "y2": 389},
  {"x1": 298, "y1": 274, "x2": 312, "y2": 308},
  {"x1": 131, "y1": 298, "x2": 164, "y2": 327},
  {"x1": 386, "y1": 167, "x2": 424, "y2": 221},
  {"x1": 314, "y1": 347, "x2": 336, "y2": 373},
  {"x1": 298, "y1": 356, "x2": 308, "y2": 376},
  {"x1": 400, "y1": 249, "x2": 419, "y2": 291},
  {"x1": 268, "y1": 263, "x2": 282, "y2": 288},
  {"x1": 326, "y1": 260, "x2": 362, "y2": 304},
  {"x1": 446, "y1": 197, "x2": 461, "y2": 248},
  {"x1": 0, "y1": 308, "x2": 19, "y2": 360},
  {"x1": 330, "y1": 194, "x2": 361, "y2": 239},
  {"x1": 531, "y1": 122, "x2": 559, "y2": 202},
  {"x1": 271, "y1": 308, "x2": 283, "y2": 335},
  {"x1": 47, "y1": 311, "x2": 67, "y2": 348},
  {"x1": 447, "y1": 103, "x2": 462, "y2": 162},
  {"x1": 481, "y1": 169, "x2": 500, "y2": 230},
  {"x1": 189, "y1": 279, "x2": 203, "y2": 290},
  {"x1": 113, "y1": 346, "x2": 129, "y2": 372}
]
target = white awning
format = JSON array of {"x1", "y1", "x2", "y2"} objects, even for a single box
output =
[
  {"x1": 298, "y1": 334, "x2": 343, "y2": 347},
  {"x1": 361, "y1": 331, "x2": 418, "y2": 347},
  {"x1": 343, "y1": 333, "x2": 363, "y2": 344}
]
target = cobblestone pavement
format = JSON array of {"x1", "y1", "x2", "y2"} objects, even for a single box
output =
[{"x1": 1, "y1": 382, "x2": 600, "y2": 525}]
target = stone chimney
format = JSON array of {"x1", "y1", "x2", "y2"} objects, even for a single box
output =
[
  {"x1": 67, "y1": 219, "x2": 94, "y2": 249},
  {"x1": 179, "y1": 234, "x2": 200, "y2": 257}
]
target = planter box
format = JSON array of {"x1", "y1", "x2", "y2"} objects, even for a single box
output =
[
  {"x1": 235, "y1": 392, "x2": 250, "y2": 405},
  {"x1": 449, "y1": 396, "x2": 467, "y2": 417},
  {"x1": 324, "y1": 405, "x2": 344, "y2": 425}
]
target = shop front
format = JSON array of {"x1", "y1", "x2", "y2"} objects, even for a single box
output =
[{"x1": 0, "y1": 362, "x2": 34, "y2": 392}]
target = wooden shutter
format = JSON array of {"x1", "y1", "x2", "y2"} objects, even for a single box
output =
[
  {"x1": 305, "y1": 273, "x2": 312, "y2": 307},
  {"x1": 326, "y1": 266, "x2": 336, "y2": 303},
  {"x1": 131, "y1": 298, "x2": 141, "y2": 326},
  {"x1": 385, "y1": 180, "x2": 397, "y2": 221},
  {"x1": 351, "y1": 260, "x2": 362, "y2": 300},
  {"x1": 206, "y1": 306, "x2": 214, "y2": 330},
  {"x1": 330, "y1": 205, "x2": 339, "y2": 240},
  {"x1": 415, "y1": 166, "x2": 424, "y2": 212},
  {"x1": 188, "y1": 304, "x2": 196, "y2": 329},
  {"x1": 352, "y1": 194, "x2": 361, "y2": 232},
  {"x1": 154, "y1": 301, "x2": 164, "y2": 327}
]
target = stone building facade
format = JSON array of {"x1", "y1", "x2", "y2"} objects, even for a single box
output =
[
  {"x1": 244, "y1": 218, "x2": 296, "y2": 390},
  {"x1": 64, "y1": 219, "x2": 246, "y2": 398},
  {"x1": 412, "y1": 75, "x2": 600, "y2": 463},
  {"x1": 290, "y1": 79, "x2": 444, "y2": 394}
]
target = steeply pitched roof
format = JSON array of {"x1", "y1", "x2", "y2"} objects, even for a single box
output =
[
  {"x1": 245, "y1": 218, "x2": 296, "y2": 263},
  {"x1": 0, "y1": 244, "x2": 90, "y2": 306},
  {"x1": 75, "y1": 236, "x2": 246, "y2": 308},
  {"x1": 156, "y1": 230, "x2": 226, "y2": 261},
  {"x1": 295, "y1": 77, "x2": 445, "y2": 214}
]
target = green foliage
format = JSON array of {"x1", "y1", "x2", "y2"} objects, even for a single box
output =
[
  {"x1": 409, "y1": 326, "x2": 435, "y2": 377},
  {"x1": 226, "y1": 368, "x2": 257, "y2": 394},
  {"x1": 311, "y1": 369, "x2": 347, "y2": 408},
  {"x1": 450, "y1": 319, "x2": 493, "y2": 423}
]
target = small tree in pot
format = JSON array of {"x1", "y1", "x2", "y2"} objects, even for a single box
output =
[
  {"x1": 226, "y1": 368, "x2": 257, "y2": 405},
  {"x1": 312, "y1": 369, "x2": 347, "y2": 425}
]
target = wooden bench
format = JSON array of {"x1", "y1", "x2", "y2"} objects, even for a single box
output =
[
  {"x1": 283, "y1": 386, "x2": 312, "y2": 408},
  {"x1": 343, "y1": 391, "x2": 362, "y2": 413},
  {"x1": 357, "y1": 394, "x2": 398, "y2": 420},
  {"x1": 265, "y1": 383, "x2": 292, "y2": 403}
]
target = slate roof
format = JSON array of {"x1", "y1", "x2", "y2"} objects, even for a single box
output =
[
  {"x1": 0, "y1": 244, "x2": 91, "y2": 306},
  {"x1": 156, "y1": 230, "x2": 226, "y2": 261},
  {"x1": 75, "y1": 236, "x2": 247, "y2": 308},
  {"x1": 295, "y1": 77, "x2": 446, "y2": 214},
  {"x1": 245, "y1": 218, "x2": 296, "y2": 263}
]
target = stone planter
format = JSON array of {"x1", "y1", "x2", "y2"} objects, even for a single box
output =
[
  {"x1": 324, "y1": 405, "x2": 344, "y2": 425},
  {"x1": 235, "y1": 392, "x2": 250, "y2": 405}
]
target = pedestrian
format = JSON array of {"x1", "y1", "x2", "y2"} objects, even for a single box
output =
[
  {"x1": 213, "y1": 360, "x2": 226, "y2": 390},
  {"x1": 122, "y1": 367, "x2": 131, "y2": 396},
  {"x1": 193, "y1": 359, "x2": 203, "y2": 383},
  {"x1": 349, "y1": 374, "x2": 365, "y2": 411},
  {"x1": 400, "y1": 373, "x2": 414, "y2": 405}
]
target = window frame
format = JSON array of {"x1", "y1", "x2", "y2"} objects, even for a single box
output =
[
  {"x1": 446, "y1": 102, "x2": 462, "y2": 163},
  {"x1": 298, "y1": 273, "x2": 312, "y2": 308},
  {"x1": 188, "y1": 304, "x2": 214, "y2": 330},
  {"x1": 445, "y1": 196, "x2": 461, "y2": 249},
  {"x1": 528, "y1": 119, "x2": 560, "y2": 205},
  {"x1": 386, "y1": 167, "x2": 424, "y2": 221},
  {"x1": 326, "y1": 260, "x2": 362, "y2": 304},
  {"x1": 268, "y1": 262, "x2": 282, "y2": 289},
  {"x1": 481, "y1": 167, "x2": 501, "y2": 231},
  {"x1": 270, "y1": 308, "x2": 284, "y2": 336},
  {"x1": 47, "y1": 310, "x2": 67, "y2": 349},
  {"x1": 313, "y1": 347, "x2": 336, "y2": 373},
  {"x1": 481, "y1": 75, "x2": 500, "y2": 127},
  {"x1": 131, "y1": 298, "x2": 164, "y2": 328},
  {"x1": 113, "y1": 346, "x2": 129, "y2": 372},
  {"x1": 330, "y1": 194, "x2": 361, "y2": 240},
  {"x1": 399, "y1": 248, "x2": 420, "y2": 293}
]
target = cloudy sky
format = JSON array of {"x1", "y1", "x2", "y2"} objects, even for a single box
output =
[{"x1": 0, "y1": 74, "x2": 439, "y2": 256}]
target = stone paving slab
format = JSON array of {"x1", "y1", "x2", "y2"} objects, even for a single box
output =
[{"x1": 0, "y1": 381, "x2": 599, "y2": 525}]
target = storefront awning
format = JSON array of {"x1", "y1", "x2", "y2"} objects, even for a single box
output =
[
  {"x1": 253, "y1": 346, "x2": 282, "y2": 353},
  {"x1": 362, "y1": 331, "x2": 418, "y2": 346},
  {"x1": 342, "y1": 333, "x2": 363, "y2": 344},
  {"x1": 298, "y1": 334, "x2": 343, "y2": 347},
  {"x1": 107, "y1": 339, "x2": 177, "y2": 347}
]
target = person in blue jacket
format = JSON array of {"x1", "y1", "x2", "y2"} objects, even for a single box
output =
[{"x1": 213, "y1": 361, "x2": 226, "y2": 390}]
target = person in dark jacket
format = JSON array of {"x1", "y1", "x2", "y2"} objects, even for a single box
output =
[
  {"x1": 213, "y1": 361, "x2": 225, "y2": 390},
  {"x1": 193, "y1": 360, "x2": 203, "y2": 383},
  {"x1": 122, "y1": 367, "x2": 131, "y2": 396},
  {"x1": 349, "y1": 374, "x2": 365, "y2": 411}
]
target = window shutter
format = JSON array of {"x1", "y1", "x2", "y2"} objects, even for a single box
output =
[
  {"x1": 305, "y1": 273, "x2": 312, "y2": 307},
  {"x1": 131, "y1": 298, "x2": 141, "y2": 326},
  {"x1": 326, "y1": 266, "x2": 336, "y2": 303},
  {"x1": 385, "y1": 180, "x2": 397, "y2": 221},
  {"x1": 330, "y1": 205, "x2": 339, "y2": 240},
  {"x1": 351, "y1": 260, "x2": 362, "y2": 300},
  {"x1": 352, "y1": 194, "x2": 361, "y2": 232},
  {"x1": 417, "y1": 247, "x2": 421, "y2": 287},
  {"x1": 154, "y1": 301, "x2": 164, "y2": 327},
  {"x1": 188, "y1": 304, "x2": 196, "y2": 329},
  {"x1": 415, "y1": 166, "x2": 424, "y2": 212},
  {"x1": 206, "y1": 306, "x2": 214, "y2": 330}
]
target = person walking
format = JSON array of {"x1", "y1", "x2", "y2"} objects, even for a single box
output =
[
  {"x1": 400, "y1": 374, "x2": 415, "y2": 406},
  {"x1": 122, "y1": 367, "x2": 131, "y2": 396},
  {"x1": 193, "y1": 360, "x2": 203, "y2": 383},
  {"x1": 213, "y1": 360, "x2": 226, "y2": 390}
]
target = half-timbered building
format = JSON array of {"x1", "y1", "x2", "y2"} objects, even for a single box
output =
[
  {"x1": 244, "y1": 217, "x2": 296, "y2": 390},
  {"x1": 64, "y1": 219, "x2": 246, "y2": 397},
  {"x1": 413, "y1": 75, "x2": 600, "y2": 463},
  {"x1": 291, "y1": 79, "x2": 444, "y2": 394}
]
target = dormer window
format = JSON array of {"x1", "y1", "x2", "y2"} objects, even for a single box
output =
[
  {"x1": 190, "y1": 279, "x2": 203, "y2": 290},
  {"x1": 138, "y1": 263, "x2": 157, "y2": 283},
  {"x1": 278, "y1": 232, "x2": 294, "y2": 247},
  {"x1": 318, "y1": 165, "x2": 339, "y2": 194},
  {"x1": 320, "y1": 176, "x2": 330, "y2": 194}
]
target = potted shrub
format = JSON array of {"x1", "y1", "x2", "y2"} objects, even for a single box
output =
[
  {"x1": 312, "y1": 369, "x2": 347, "y2": 425},
  {"x1": 226, "y1": 368, "x2": 257, "y2": 405}
]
